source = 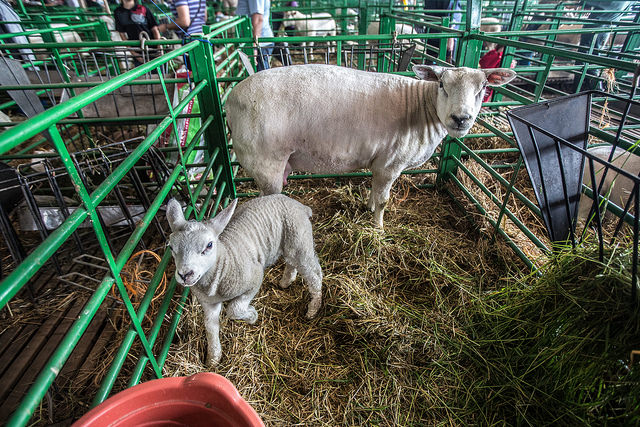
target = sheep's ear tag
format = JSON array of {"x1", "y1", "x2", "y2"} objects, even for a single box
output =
[
  {"x1": 208, "y1": 198, "x2": 238, "y2": 236},
  {"x1": 413, "y1": 65, "x2": 445, "y2": 82}
]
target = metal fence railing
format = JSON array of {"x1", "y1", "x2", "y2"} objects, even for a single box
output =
[{"x1": 1, "y1": 0, "x2": 640, "y2": 423}]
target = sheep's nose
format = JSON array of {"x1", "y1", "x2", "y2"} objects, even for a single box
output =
[
  {"x1": 178, "y1": 270, "x2": 194, "y2": 281},
  {"x1": 451, "y1": 114, "x2": 471, "y2": 126}
]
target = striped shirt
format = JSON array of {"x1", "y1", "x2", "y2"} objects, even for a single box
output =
[{"x1": 170, "y1": 0, "x2": 206, "y2": 37}]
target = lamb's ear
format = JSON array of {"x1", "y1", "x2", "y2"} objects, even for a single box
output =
[
  {"x1": 207, "y1": 198, "x2": 238, "y2": 236},
  {"x1": 483, "y1": 68, "x2": 517, "y2": 86},
  {"x1": 413, "y1": 65, "x2": 446, "y2": 81},
  {"x1": 166, "y1": 199, "x2": 186, "y2": 232}
]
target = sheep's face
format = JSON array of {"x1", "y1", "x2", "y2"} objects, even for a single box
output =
[
  {"x1": 168, "y1": 222, "x2": 219, "y2": 287},
  {"x1": 166, "y1": 198, "x2": 238, "y2": 287},
  {"x1": 284, "y1": 10, "x2": 301, "y2": 20},
  {"x1": 413, "y1": 66, "x2": 517, "y2": 138}
]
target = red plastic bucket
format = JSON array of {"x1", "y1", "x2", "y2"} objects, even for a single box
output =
[{"x1": 74, "y1": 372, "x2": 264, "y2": 427}]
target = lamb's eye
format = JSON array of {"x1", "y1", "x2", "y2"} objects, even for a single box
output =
[{"x1": 202, "y1": 241, "x2": 213, "y2": 255}]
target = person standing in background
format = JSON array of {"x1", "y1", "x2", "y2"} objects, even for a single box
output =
[
  {"x1": 572, "y1": 0, "x2": 633, "y2": 91},
  {"x1": 421, "y1": 0, "x2": 462, "y2": 63},
  {"x1": 114, "y1": 0, "x2": 161, "y2": 66},
  {"x1": 157, "y1": 0, "x2": 207, "y2": 38},
  {"x1": 236, "y1": 0, "x2": 273, "y2": 71}
]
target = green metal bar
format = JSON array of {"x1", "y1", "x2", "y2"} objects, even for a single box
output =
[
  {"x1": 156, "y1": 286, "x2": 190, "y2": 367},
  {"x1": 192, "y1": 40, "x2": 236, "y2": 200},
  {"x1": 92, "y1": 112, "x2": 211, "y2": 404},
  {"x1": 450, "y1": 154, "x2": 548, "y2": 252},
  {"x1": 47, "y1": 126, "x2": 163, "y2": 378},
  {"x1": 454, "y1": 138, "x2": 541, "y2": 216},
  {"x1": 6, "y1": 277, "x2": 115, "y2": 427},
  {"x1": 444, "y1": 174, "x2": 536, "y2": 270},
  {"x1": 127, "y1": 259, "x2": 177, "y2": 388},
  {"x1": 0, "y1": 21, "x2": 101, "y2": 40},
  {"x1": 0, "y1": 42, "x2": 195, "y2": 153},
  {"x1": 0, "y1": 208, "x2": 87, "y2": 308}
]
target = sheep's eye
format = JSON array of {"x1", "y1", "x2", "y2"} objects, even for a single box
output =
[
  {"x1": 439, "y1": 81, "x2": 448, "y2": 96},
  {"x1": 202, "y1": 241, "x2": 213, "y2": 255}
]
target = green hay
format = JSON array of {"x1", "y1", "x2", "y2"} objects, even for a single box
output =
[{"x1": 445, "y1": 245, "x2": 640, "y2": 425}]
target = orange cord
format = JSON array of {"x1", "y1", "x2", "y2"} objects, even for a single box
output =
[{"x1": 112, "y1": 249, "x2": 167, "y2": 306}]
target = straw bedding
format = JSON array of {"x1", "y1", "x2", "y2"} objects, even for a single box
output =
[{"x1": 160, "y1": 179, "x2": 640, "y2": 425}]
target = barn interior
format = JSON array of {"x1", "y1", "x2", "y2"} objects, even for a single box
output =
[{"x1": 1, "y1": 0, "x2": 640, "y2": 424}]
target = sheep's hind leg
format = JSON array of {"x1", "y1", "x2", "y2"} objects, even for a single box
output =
[
  {"x1": 297, "y1": 260, "x2": 322, "y2": 319},
  {"x1": 252, "y1": 159, "x2": 288, "y2": 195},
  {"x1": 279, "y1": 263, "x2": 297, "y2": 289}
]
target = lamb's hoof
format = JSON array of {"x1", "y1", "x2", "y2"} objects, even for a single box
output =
[
  {"x1": 245, "y1": 306, "x2": 258, "y2": 324},
  {"x1": 279, "y1": 270, "x2": 297, "y2": 289},
  {"x1": 305, "y1": 298, "x2": 321, "y2": 319},
  {"x1": 208, "y1": 351, "x2": 221, "y2": 367}
]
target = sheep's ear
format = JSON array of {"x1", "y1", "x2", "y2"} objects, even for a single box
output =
[
  {"x1": 166, "y1": 199, "x2": 187, "y2": 232},
  {"x1": 413, "y1": 65, "x2": 445, "y2": 81},
  {"x1": 207, "y1": 198, "x2": 238, "y2": 236},
  {"x1": 483, "y1": 68, "x2": 517, "y2": 86}
]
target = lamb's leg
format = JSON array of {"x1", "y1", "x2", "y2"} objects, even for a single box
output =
[
  {"x1": 287, "y1": 224, "x2": 323, "y2": 319},
  {"x1": 297, "y1": 259, "x2": 323, "y2": 319},
  {"x1": 226, "y1": 287, "x2": 260, "y2": 324},
  {"x1": 370, "y1": 170, "x2": 400, "y2": 229},
  {"x1": 202, "y1": 301, "x2": 223, "y2": 365},
  {"x1": 279, "y1": 263, "x2": 297, "y2": 289}
]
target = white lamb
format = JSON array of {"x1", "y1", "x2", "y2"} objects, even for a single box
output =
[
  {"x1": 226, "y1": 64, "x2": 516, "y2": 229},
  {"x1": 166, "y1": 195, "x2": 323, "y2": 366},
  {"x1": 283, "y1": 10, "x2": 337, "y2": 59}
]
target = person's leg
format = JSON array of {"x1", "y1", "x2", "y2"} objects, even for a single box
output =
[
  {"x1": 256, "y1": 44, "x2": 273, "y2": 71},
  {"x1": 572, "y1": 6, "x2": 603, "y2": 92}
]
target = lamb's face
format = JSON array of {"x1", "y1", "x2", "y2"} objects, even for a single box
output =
[
  {"x1": 435, "y1": 68, "x2": 488, "y2": 138},
  {"x1": 168, "y1": 222, "x2": 218, "y2": 287}
]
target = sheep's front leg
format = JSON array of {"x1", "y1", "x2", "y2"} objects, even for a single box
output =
[
  {"x1": 370, "y1": 170, "x2": 401, "y2": 229},
  {"x1": 202, "y1": 301, "x2": 223, "y2": 365},
  {"x1": 226, "y1": 286, "x2": 260, "y2": 324}
]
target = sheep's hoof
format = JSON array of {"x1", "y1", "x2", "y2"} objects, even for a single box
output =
[
  {"x1": 279, "y1": 267, "x2": 297, "y2": 288},
  {"x1": 208, "y1": 351, "x2": 222, "y2": 367},
  {"x1": 305, "y1": 297, "x2": 321, "y2": 319},
  {"x1": 245, "y1": 306, "x2": 258, "y2": 324}
]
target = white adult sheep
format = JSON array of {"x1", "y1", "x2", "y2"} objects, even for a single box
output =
[
  {"x1": 166, "y1": 195, "x2": 323, "y2": 366},
  {"x1": 27, "y1": 23, "x2": 83, "y2": 45},
  {"x1": 283, "y1": 11, "x2": 337, "y2": 59},
  {"x1": 366, "y1": 21, "x2": 416, "y2": 38},
  {"x1": 334, "y1": 7, "x2": 358, "y2": 33},
  {"x1": 578, "y1": 146, "x2": 640, "y2": 222},
  {"x1": 226, "y1": 64, "x2": 517, "y2": 229}
]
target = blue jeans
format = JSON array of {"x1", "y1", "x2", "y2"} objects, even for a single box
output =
[{"x1": 256, "y1": 45, "x2": 274, "y2": 71}]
